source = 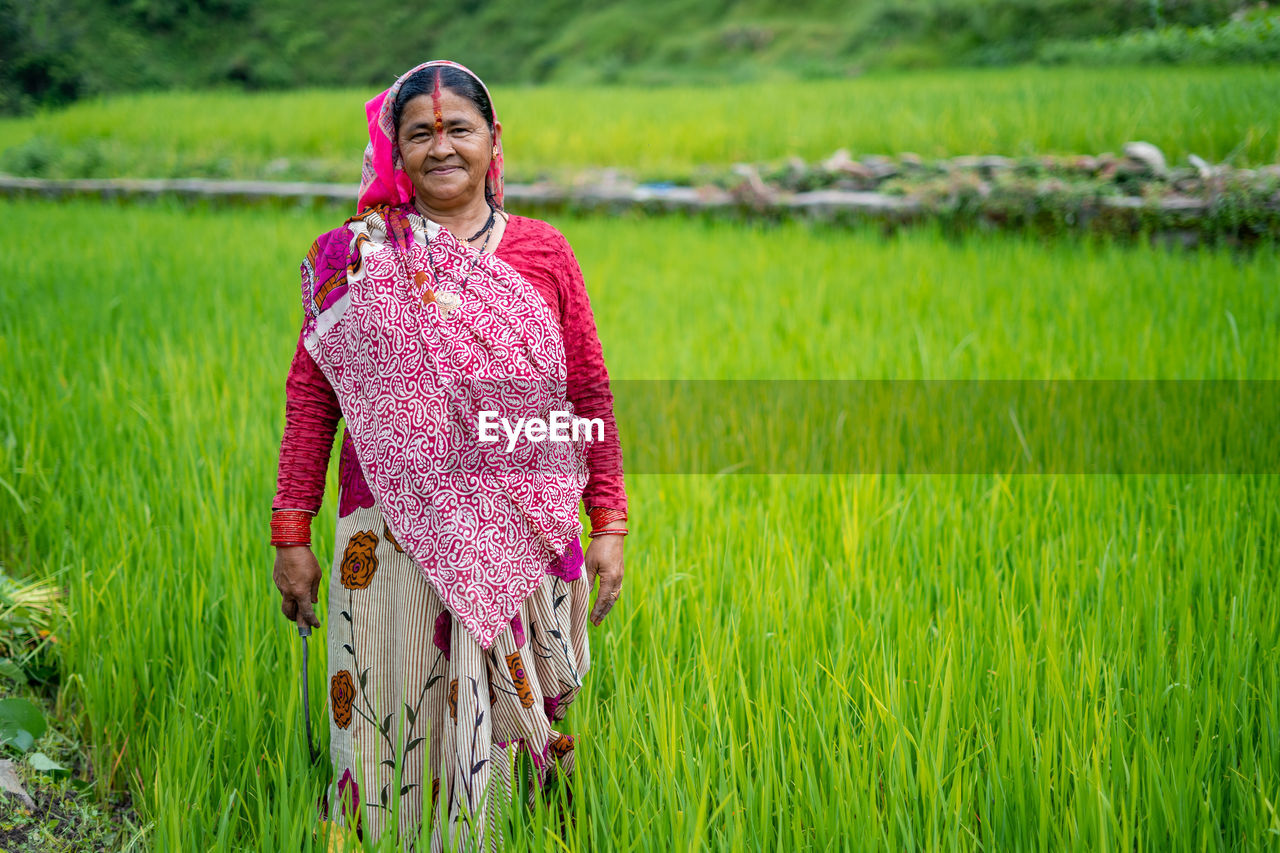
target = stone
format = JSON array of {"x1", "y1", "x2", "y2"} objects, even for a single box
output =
[
  {"x1": 861, "y1": 155, "x2": 898, "y2": 180},
  {"x1": 728, "y1": 163, "x2": 777, "y2": 207},
  {"x1": 0, "y1": 759, "x2": 35, "y2": 810},
  {"x1": 820, "y1": 148, "x2": 854, "y2": 171},
  {"x1": 1188, "y1": 154, "x2": 1214, "y2": 180},
  {"x1": 597, "y1": 168, "x2": 628, "y2": 188},
  {"x1": 950, "y1": 155, "x2": 1012, "y2": 177},
  {"x1": 819, "y1": 148, "x2": 875, "y2": 182},
  {"x1": 1122, "y1": 141, "x2": 1169, "y2": 178},
  {"x1": 1072, "y1": 155, "x2": 1099, "y2": 174}
]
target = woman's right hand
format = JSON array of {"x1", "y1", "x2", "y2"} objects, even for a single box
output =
[{"x1": 274, "y1": 546, "x2": 323, "y2": 629}]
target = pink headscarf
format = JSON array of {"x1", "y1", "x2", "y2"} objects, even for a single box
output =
[{"x1": 357, "y1": 59, "x2": 505, "y2": 213}]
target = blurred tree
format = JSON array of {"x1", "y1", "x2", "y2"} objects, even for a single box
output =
[
  {"x1": 0, "y1": 1, "x2": 89, "y2": 112},
  {"x1": 0, "y1": 0, "x2": 1255, "y2": 114}
]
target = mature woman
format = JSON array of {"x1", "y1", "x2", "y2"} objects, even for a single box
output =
[{"x1": 269, "y1": 59, "x2": 627, "y2": 850}]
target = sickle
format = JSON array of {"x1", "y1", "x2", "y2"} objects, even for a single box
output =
[{"x1": 298, "y1": 624, "x2": 322, "y2": 765}]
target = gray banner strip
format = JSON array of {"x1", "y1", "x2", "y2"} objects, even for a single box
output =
[{"x1": 605, "y1": 380, "x2": 1280, "y2": 474}]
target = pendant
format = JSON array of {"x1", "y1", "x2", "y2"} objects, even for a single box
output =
[{"x1": 434, "y1": 289, "x2": 461, "y2": 319}]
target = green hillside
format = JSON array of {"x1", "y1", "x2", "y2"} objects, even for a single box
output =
[{"x1": 1, "y1": 0, "x2": 1253, "y2": 113}]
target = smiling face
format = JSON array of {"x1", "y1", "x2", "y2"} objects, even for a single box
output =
[{"x1": 396, "y1": 85, "x2": 497, "y2": 211}]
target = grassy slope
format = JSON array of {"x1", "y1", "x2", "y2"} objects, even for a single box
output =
[
  {"x1": 1, "y1": 199, "x2": 1277, "y2": 849},
  {"x1": 1, "y1": 67, "x2": 1278, "y2": 184},
  {"x1": 6, "y1": 0, "x2": 1237, "y2": 106}
]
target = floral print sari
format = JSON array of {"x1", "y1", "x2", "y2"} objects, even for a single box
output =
[{"x1": 323, "y1": 486, "x2": 590, "y2": 851}]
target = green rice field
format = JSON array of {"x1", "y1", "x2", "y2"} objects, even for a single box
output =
[
  {"x1": 2, "y1": 66, "x2": 1279, "y2": 184},
  {"x1": 1, "y1": 196, "x2": 1277, "y2": 849}
]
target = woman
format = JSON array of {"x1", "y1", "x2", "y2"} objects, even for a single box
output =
[{"x1": 269, "y1": 59, "x2": 627, "y2": 851}]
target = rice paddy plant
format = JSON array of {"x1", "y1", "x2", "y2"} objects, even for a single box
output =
[
  {"x1": 1, "y1": 66, "x2": 1277, "y2": 184},
  {"x1": 0, "y1": 198, "x2": 1277, "y2": 849}
]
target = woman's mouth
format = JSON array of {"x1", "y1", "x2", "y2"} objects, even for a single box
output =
[{"x1": 429, "y1": 166, "x2": 460, "y2": 175}]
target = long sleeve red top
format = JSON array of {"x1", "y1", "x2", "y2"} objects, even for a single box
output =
[{"x1": 272, "y1": 214, "x2": 627, "y2": 518}]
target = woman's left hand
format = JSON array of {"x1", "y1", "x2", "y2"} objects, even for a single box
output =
[{"x1": 584, "y1": 533, "x2": 625, "y2": 626}]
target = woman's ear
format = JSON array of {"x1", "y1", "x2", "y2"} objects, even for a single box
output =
[{"x1": 491, "y1": 119, "x2": 502, "y2": 153}]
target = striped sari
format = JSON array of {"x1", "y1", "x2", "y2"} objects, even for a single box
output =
[{"x1": 322, "y1": 484, "x2": 590, "y2": 851}]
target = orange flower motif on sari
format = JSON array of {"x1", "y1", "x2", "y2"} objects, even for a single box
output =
[
  {"x1": 505, "y1": 651, "x2": 535, "y2": 708},
  {"x1": 549, "y1": 733, "x2": 575, "y2": 760},
  {"x1": 340, "y1": 531, "x2": 379, "y2": 589},
  {"x1": 331, "y1": 670, "x2": 355, "y2": 729},
  {"x1": 383, "y1": 524, "x2": 404, "y2": 553},
  {"x1": 447, "y1": 678, "x2": 458, "y2": 720}
]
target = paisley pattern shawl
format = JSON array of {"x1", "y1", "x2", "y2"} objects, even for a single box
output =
[{"x1": 300, "y1": 202, "x2": 588, "y2": 649}]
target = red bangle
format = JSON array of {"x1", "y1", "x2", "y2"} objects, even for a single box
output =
[
  {"x1": 587, "y1": 506, "x2": 627, "y2": 533},
  {"x1": 271, "y1": 510, "x2": 313, "y2": 547},
  {"x1": 587, "y1": 527, "x2": 628, "y2": 538}
]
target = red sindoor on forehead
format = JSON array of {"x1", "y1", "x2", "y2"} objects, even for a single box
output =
[{"x1": 431, "y1": 70, "x2": 444, "y2": 145}]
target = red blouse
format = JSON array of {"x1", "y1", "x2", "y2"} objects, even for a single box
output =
[{"x1": 272, "y1": 214, "x2": 627, "y2": 518}]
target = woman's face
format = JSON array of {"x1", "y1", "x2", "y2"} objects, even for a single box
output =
[{"x1": 396, "y1": 87, "x2": 498, "y2": 210}]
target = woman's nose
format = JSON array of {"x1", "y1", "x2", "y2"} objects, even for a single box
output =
[{"x1": 429, "y1": 133, "x2": 456, "y2": 155}]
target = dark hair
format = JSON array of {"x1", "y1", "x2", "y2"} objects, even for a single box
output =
[{"x1": 392, "y1": 65, "x2": 495, "y2": 138}]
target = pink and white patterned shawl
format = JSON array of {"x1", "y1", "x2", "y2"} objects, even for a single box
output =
[{"x1": 300, "y1": 64, "x2": 586, "y2": 649}]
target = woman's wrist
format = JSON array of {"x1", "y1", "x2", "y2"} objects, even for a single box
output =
[
  {"x1": 586, "y1": 506, "x2": 627, "y2": 537},
  {"x1": 271, "y1": 510, "x2": 314, "y2": 547}
]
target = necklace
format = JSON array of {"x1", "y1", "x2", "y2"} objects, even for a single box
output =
[
  {"x1": 410, "y1": 208, "x2": 496, "y2": 320},
  {"x1": 459, "y1": 222, "x2": 495, "y2": 287},
  {"x1": 411, "y1": 199, "x2": 495, "y2": 245},
  {"x1": 465, "y1": 202, "x2": 497, "y2": 243},
  {"x1": 405, "y1": 207, "x2": 547, "y2": 377}
]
